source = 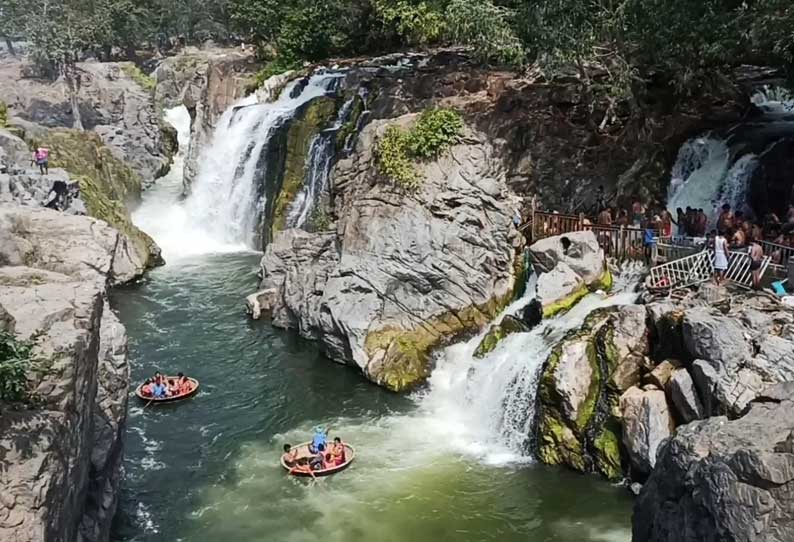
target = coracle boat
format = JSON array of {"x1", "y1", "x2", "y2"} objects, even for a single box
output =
[
  {"x1": 134, "y1": 377, "x2": 200, "y2": 403},
  {"x1": 281, "y1": 442, "x2": 356, "y2": 477}
]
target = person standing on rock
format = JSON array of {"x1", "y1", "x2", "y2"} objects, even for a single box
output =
[
  {"x1": 32, "y1": 146, "x2": 49, "y2": 175},
  {"x1": 749, "y1": 240, "x2": 764, "y2": 290},
  {"x1": 713, "y1": 229, "x2": 730, "y2": 285}
]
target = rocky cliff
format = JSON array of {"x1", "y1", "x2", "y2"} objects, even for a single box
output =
[
  {"x1": 0, "y1": 204, "x2": 139, "y2": 542},
  {"x1": 154, "y1": 49, "x2": 256, "y2": 190},
  {"x1": 0, "y1": 126, "x2": 159, "y2": 271},
  {"x1": 634, "y1": 382, "x2": 794, "y2": 542},
  {"x1": 0, "y1": 57, "x2": 172, "y2": 183},
  {"x1": 252, "y1": 116, "x2": 524, "y2": 391}
]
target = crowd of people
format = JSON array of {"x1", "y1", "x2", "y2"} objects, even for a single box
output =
[
  {"x1": 139, "y1": 372, "x2": 194, "y2": 399},
  {"x1": 282, "y1": 426, "x2": 348, "y2": 477}
]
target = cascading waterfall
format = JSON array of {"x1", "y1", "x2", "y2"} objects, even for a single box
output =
[
  {"x1": 751, "y1": 85, "x2": 794, "y2": 114},
  {"x1": 413, "y1": 267, "x2": 642, "y2": 463},
  {"x1": 285, "y1": 97, "x2": 355, "y2": 229},
  {"x1": 133, "y1": 72, "x2": 344, "y2": 259}
]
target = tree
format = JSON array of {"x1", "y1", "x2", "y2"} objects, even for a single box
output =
[
  {"x1": 445, "y1": 0, "x2": 524, "y2": 65},
  {"x1": 0, "y1": 0, "x2": 25, "y2": 56}
]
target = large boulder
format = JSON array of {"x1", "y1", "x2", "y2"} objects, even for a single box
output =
[
  {"x1": 683, "y1": 308, "x2": 794, "y2": 415},
  {"x1": 619, "y1": 386, "x2": 675, "y2": 477},
  {"x1": 634, "y1": 384, "x2": 794, "y2": 542},
  {"x1": 257, "y1": 118, "x2": 524, "y2": 391},
  {"x1": 0, "y1": 206, "x2": 146, "y2": 285},
  {"x1": 536, "y1": 304, "x2": 648, "y2": 480},
  {"x1": 529, "y1": 231, "x2": 610, "y2": 317},
  {"x1": 0, "y1": 269, "x2": 128, "y2": 542}
]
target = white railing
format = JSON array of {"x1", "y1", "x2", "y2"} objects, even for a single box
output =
[{"x1": 649, "y1": 250, "x2": 771, "y2": 291}]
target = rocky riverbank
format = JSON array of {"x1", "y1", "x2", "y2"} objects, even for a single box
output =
[
  {"x1": 519, "y1": 233, "x2": 794, "y2": 537},
  {"x1": 0, "y1": 203, "x2": 143, "y2": 542},
  {"x1": 251, "y1": 116, "x2": 525, "y2": 392}
]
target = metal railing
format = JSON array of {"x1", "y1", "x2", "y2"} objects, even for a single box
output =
[
  {"x1": 649, "y1": 250, "x2": 771, "y2": 291},
  {"x1": 757, "y1": 239, "x2": 794, "y2": 269},
  {"x1": 523, "y1": 210, "x2": 649, "y2": 262}
]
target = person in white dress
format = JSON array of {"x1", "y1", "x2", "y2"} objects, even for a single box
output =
[{"x1": 713, "y1": 230, "x2": 730, "y2": 285}]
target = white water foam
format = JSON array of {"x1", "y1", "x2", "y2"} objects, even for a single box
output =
[
  {"x1": 667, "y1": 137, "x2": 758, "y2": 225},
  {"x1": 751, "y1": 85, "x2": 794, "y2": 114},
  {"x1": 134, "y1": 74, "x2": 344, "y2": 261}
]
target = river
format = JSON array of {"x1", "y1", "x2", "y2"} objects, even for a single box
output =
[{"x1": 108, "y1": 104, "x2": 633, "y2": 542}]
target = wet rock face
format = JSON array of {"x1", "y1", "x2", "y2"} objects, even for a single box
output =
[
  {"x1": 529, "y1": 231, "x2": 609, "y2": 317},
  {"x1": 535, "y1": 304, "x2": 649, "y2": 480},
  {"x1": 634, "y1": 384, "x2": 794, "y2": 542},
  {"x1": 257, "y1": 117, "x2": 523, "y2": 391},
  {"x1": 0, "y1": 202, "x2": 137, "y2": 542},
  {"x1": 0, "y1": 58, "x2": 171, "y2": 183},
  {"x1": 155, "y1": 51, "x2": 254, "y2": 190}
]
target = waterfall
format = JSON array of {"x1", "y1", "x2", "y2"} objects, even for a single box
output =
[
  {"x1": 667, "y1": 137, "x2": 730, "y2": 225},
  {"x1": 751, "y1": 85, "x2": 794, "y2": 114},
  {"x1": 285, "y1": 97, "x2": 355, "y2": 229},
  {"x1": 133, "y1": 72, "x2": 344, "y2": 260},
  {"x1": 413, "y1": 268, "x2": 642, "y2": 463}
]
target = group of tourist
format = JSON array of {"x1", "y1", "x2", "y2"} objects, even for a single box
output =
[
  {"x1": 282, "y1": 426, "x2": 348, "y2": 477},
  {"x1": 139, "y1": 372, "x2": 193, "y2": 399},
  {"x1": 590, "y1": 197, "x2": 794, "y2": 289}
]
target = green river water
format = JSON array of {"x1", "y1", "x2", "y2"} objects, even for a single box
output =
[{"x1": 109, "y1": 253, "x2": 633, "y2": 542}]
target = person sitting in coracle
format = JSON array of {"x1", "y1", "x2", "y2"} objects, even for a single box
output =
[
  {"x1": 309, "y1": 425, "x2": 328, "y2": 454},
  {"x1": 330, "y1": 437, "x2": 346, "y2": 466},
  {"x1": 167, "y1": 379, "x2": 179, "y2": 396},
  {"x1": 310, "y1": 444, "x2": 326, "y2": 471},
  {"x1": 140, "y1": 379, "x2": 153, "y2": 397},
  {"x1": 152, "y1": 376, "x2": 168, "y2": 399},
  {"x1": 178, "y1": 372, "x2": 192, "y2": 394}
]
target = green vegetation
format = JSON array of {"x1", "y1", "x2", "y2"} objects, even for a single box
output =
[
  {"x1": 34, "y1": 129, "x2": 161, "y2": 268},
  {"x1": 0, "y1": 101, "x2": 8, "y2": 128},
  {"x1": 4, "y1": 0, "x2": 793, "y2": 122},
  {"x1": 376, "y1": 108, "x2": 463, "y2": 190},
  {"x1": 308, "y1": 206, "x2": 331, "y2": 231},
  {"x1": 0, "y1": 331, "x2": 49, "y2": 404},
  {"x1": 121, "y1": 62, "x2": 156, "y2": 92},
  {"x1": 246, "y1": 58, "x2": 302, "y2": 94}
]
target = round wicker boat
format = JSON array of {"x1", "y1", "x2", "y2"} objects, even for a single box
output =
[
  {"x1": 134, "y1": 377, "x2": 199, "y2": 403},
  {"x1": 281, "y1": 442, "x2": 355, "y2": 477}
]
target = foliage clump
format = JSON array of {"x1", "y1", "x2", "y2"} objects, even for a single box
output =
[
  {"x1": 121, "y1": 63, "x2": 156, "y2": 92},
  {"x1": 376, "y1": 108, "x2": 463, "y2": 190},
  {"x1": 0, "y1": 331, "x2": 49, "y2": 404}
]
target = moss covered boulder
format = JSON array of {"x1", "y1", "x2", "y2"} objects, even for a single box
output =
[
  {"x1": 364, "y1": 291, "x2": 517, "y2": 392},
  {"x1": 536, "y1": 304, "x2": 648, "y2": 480},
  {"x1": 473, "y1": 315, "x2": 530, "y2": 359},
  {"x1": 36, "y1": 129, "x2": 162, "y2": 268},
  {"x1": 271, "y1": 97, "x2": 337, "y2": 233}
]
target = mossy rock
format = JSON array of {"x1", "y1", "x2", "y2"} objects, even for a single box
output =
[
  {"x1": 537, "y1": 413, "x2": 586, "y2": 470},
  {"x1": 542, "y1": 282, "x2": 589, "y2": 318},
  {"x1": 0, "y1": 101, "x2": 8, "y2": 128},
  {"x1": 35, "y1": 129, "x2": 161, "y2": 268},
  {"x1": 536, "y1": 307, "x2": 631, "y2": 480},
  {"x1": 473, "y1": 315, "x2": 529, "y2": 359},
  {"x1": 589, "y1": 267, "x2": 613, "y2": 292},
  {"x1": 364, "y1": 289, "x2": 516, "y2": 392},
  {"x1": 592, "y1": 424, "x2": 623, "y2": 481},
  {"x1": 271, "y1": 97, "x2": 337, "y2": 233}
]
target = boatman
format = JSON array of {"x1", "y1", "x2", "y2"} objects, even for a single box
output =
[{"x1": 310, "y1": 425, "x2": 328, "y2": 453}]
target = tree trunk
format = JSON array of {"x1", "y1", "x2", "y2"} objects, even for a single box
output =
[
  {"x1": 64, "y1": 64, "x2": 84, "y2": 131},
  {"x1": 4, "y1": 38, "x2": 15, "y2": 57}
]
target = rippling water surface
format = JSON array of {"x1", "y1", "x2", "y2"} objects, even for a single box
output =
[{"x1": 110, "y1": 253, "x2": 633, "y2": 542}]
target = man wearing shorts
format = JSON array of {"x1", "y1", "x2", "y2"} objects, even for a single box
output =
[{"x1": 749, "y1": 241, "x2": 764, "y2": 290}]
